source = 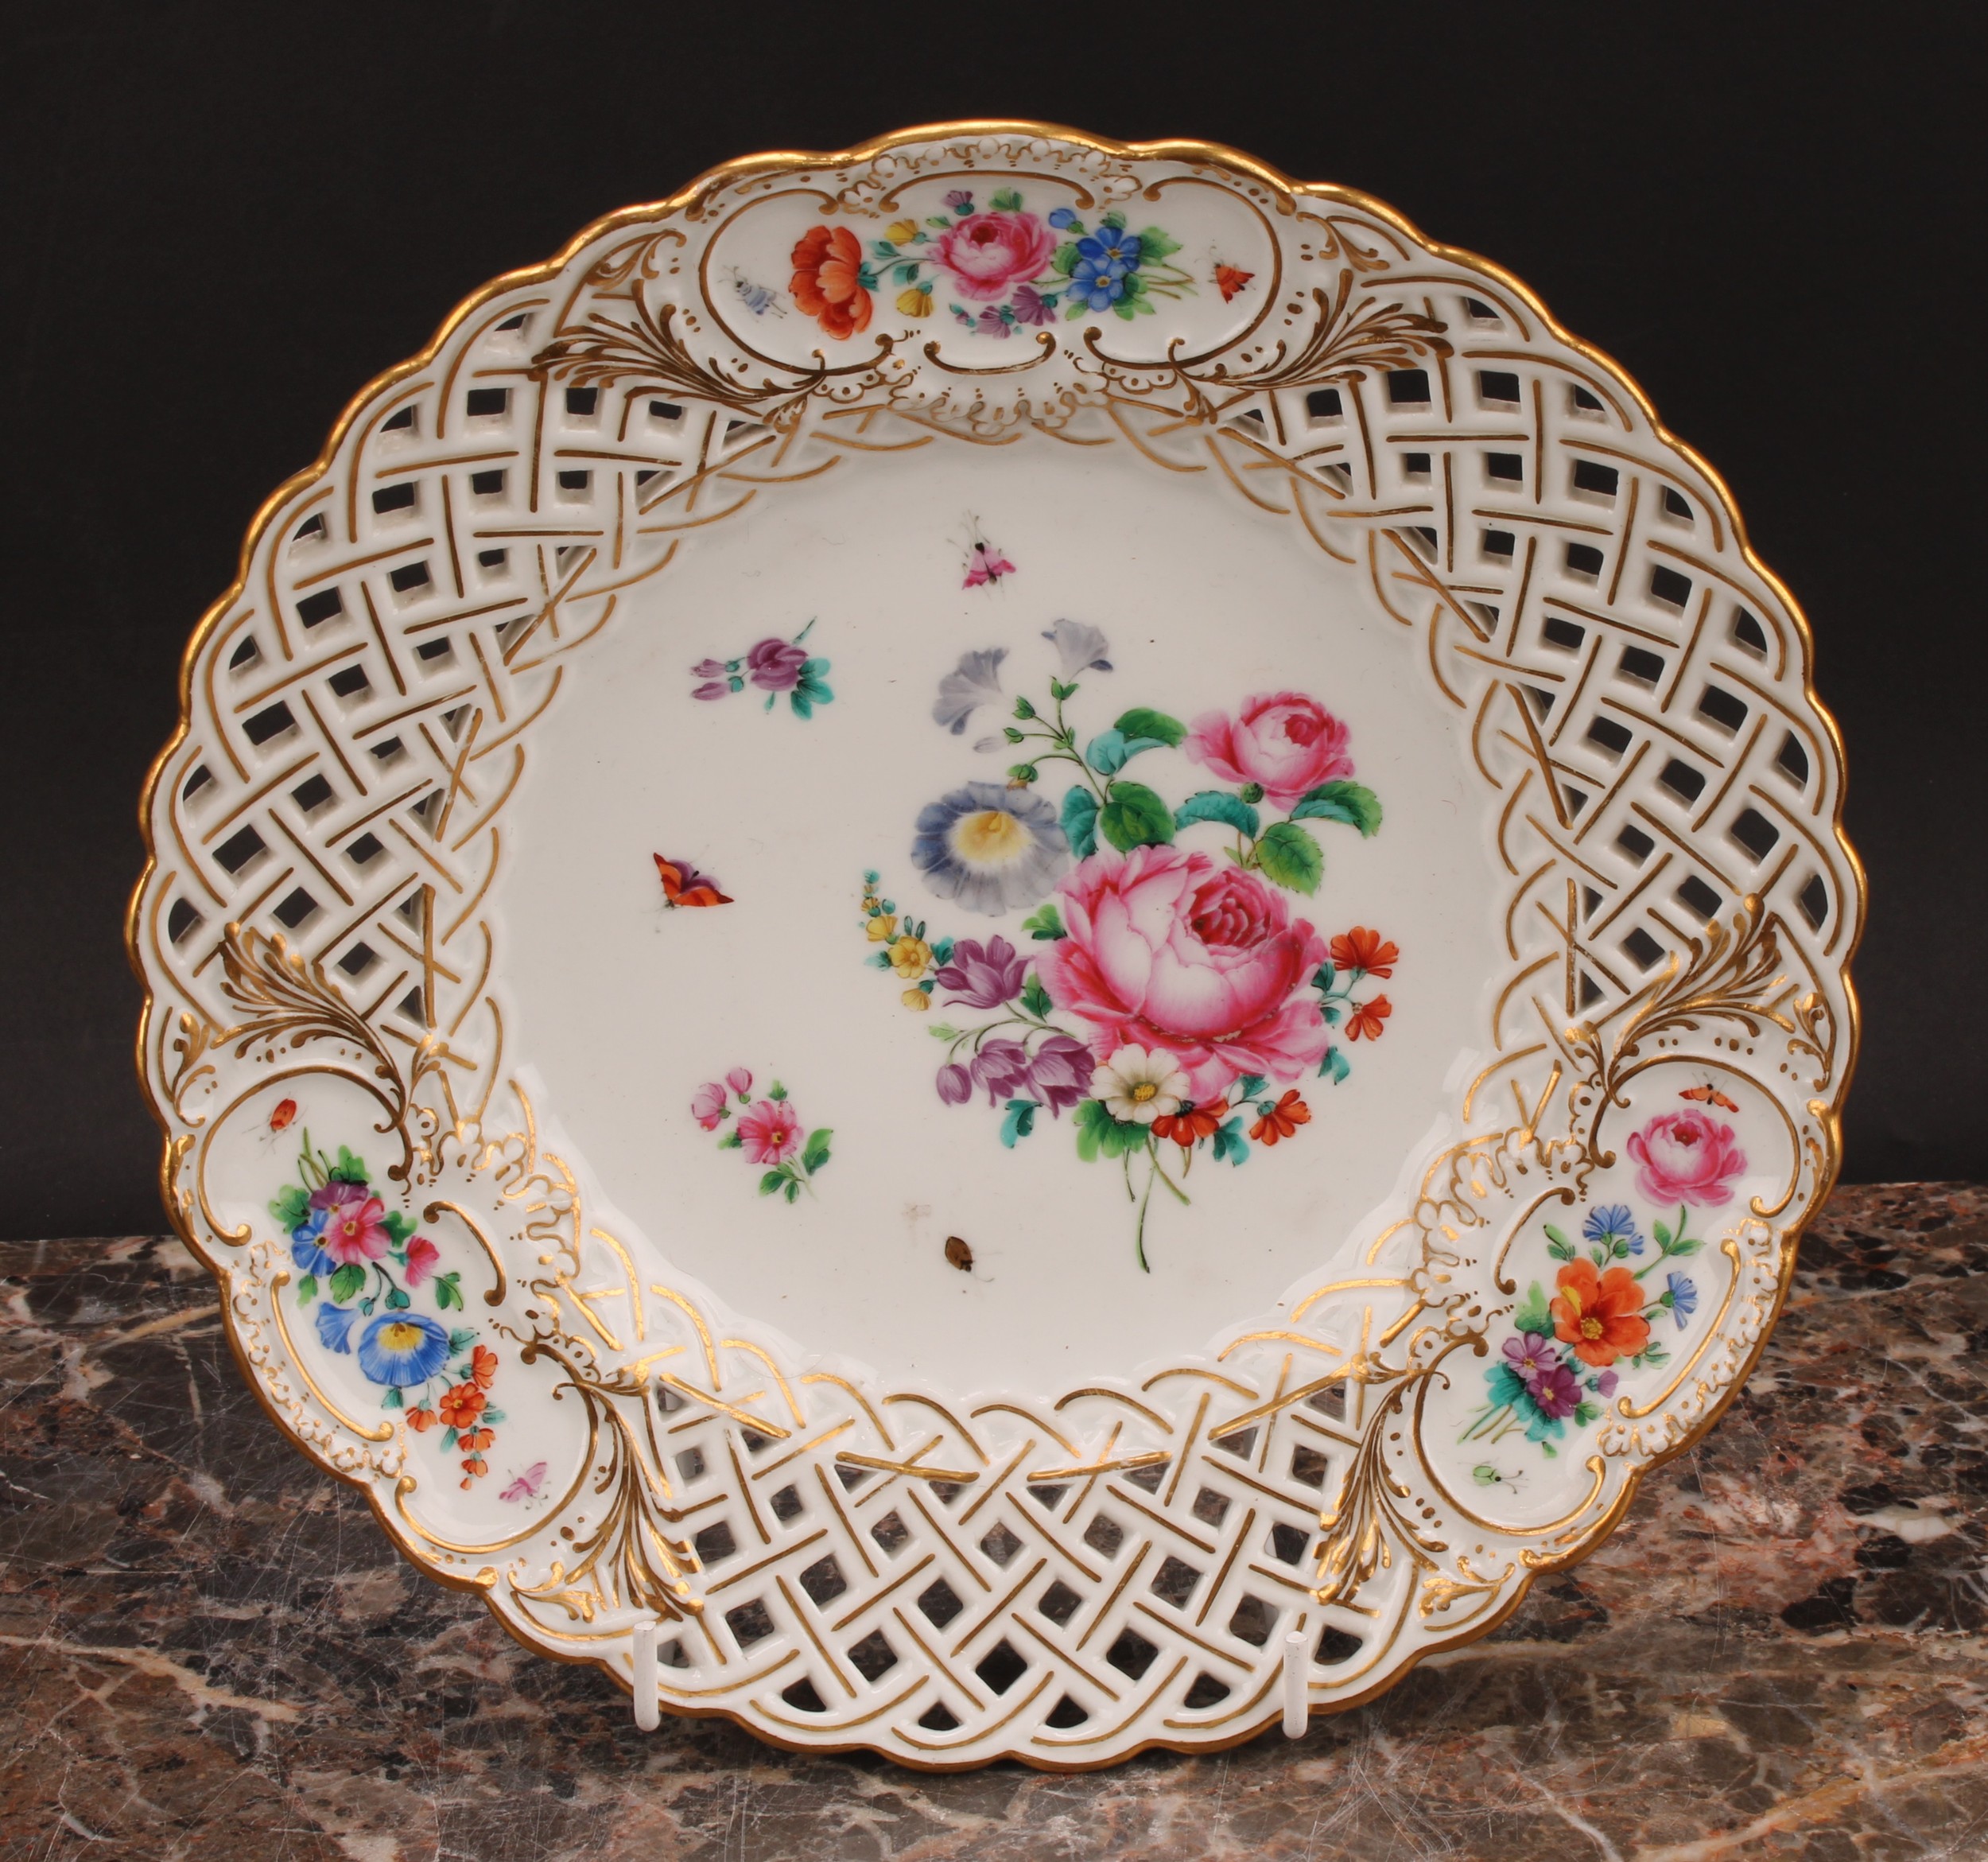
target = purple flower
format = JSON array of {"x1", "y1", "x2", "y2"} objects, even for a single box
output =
[
  {"x1": 935, "y1": 936, "x2": 1029, "y2": 1009},
  {"x1": 1595, "y1": 1369, "x2": 1620, "y2": 1397},
  {"x1": 1501, "y1": 1332, "x2": 1560, "y2": 1386},
  {"x1": 969, "y1": 1039, "x2": 1034, "y2": 1104},
  {"x1": 1528, "y1": 1361, "x2": 1582, "y2": 1420},
  {"x1": 692, "y1": 681, "x2": 731, "y2": 702},
  {"x1": 690, "y1": 658, "x2": 729, "y2": 678},
  {"x1": 745, "y1": 638, "x2": 809, "y2": 692},
  {"x1": 944, "y1": 189, "x2": 974, "y2": 212},
  {"x1": 936, "y1": 1063, "x2": 973, "y2": 1106},
  {"x1": 1026, "y1": 1035, "x2": 1092, "y2": 1115},
  {"x1": 1011, "y1": 285, "x2": 1056, "y2": 326},
  {"x1": 977, "y1": 307, "x2": 1011, "y2": 339}
]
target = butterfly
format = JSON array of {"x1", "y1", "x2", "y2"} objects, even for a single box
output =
[
  {"x1": 1679, "y1": 1083, "x2": 1740, "y2": 1113},
  {"x1": 500, "y1": 1461, "x2": 549, "y2": 1503},
  {"x1": 269, "y1": 1098, "x2": 297, "y2": 1133},
  {"x1": 654, "y1": 854, "x2": 732, "y2": 908},
  {"x1": 962, "y1": 516, "x2": 1015, "y2": 589},
  {"x1": 1214, "y1": 263, "x2": 1255, "y2": 303},
  {"x1": 726, "y1": 267, "x2": 786, "y2": 318}
]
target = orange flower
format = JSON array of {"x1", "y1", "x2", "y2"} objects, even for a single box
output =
[
  {"x1": 406, "y1": 1405, "x2": 438, "y2": 1432},
  {"x1": 1345, "y1": 994, "x2": 1392, "y2": 1041},
  {"x1": 438, "y1": 1382, "x2": 486, "y2": 1431},
  {"x1": 459, "y1": 1456, "x2": 488, "y2": 1489},
  {"x1": 1248, "y1": 1090, "x2": 1311, "y2": 1145},
  {"x1": 1152, "y1": 1098, "x2": 1229, "y2": 1149},
  {"x1": 790, "y1": 225, "x2": 872, "y2": 340},
  {"x1": 469, "y1": 1344, "x2": 498, "y2": 1390},
  {"x1": 1330, "y1": 927, "x2": 1398, "y2": 978},
  {"x1": 1551, "y1": 1259, "x2": 1651, "y2": 1368},
  {"x1": 459, "y1": 1426, "x2": 495, "y2": 1453}
]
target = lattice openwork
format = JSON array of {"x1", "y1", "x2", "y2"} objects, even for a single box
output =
[{"x1": 131, "y1": 126, "x2": 1858, "y2": 1767}]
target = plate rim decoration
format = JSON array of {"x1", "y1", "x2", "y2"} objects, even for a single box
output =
[{"x1": 128, "y1": 119, "x2": 1864, "y2": 1770}]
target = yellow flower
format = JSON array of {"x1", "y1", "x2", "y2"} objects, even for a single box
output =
[
  {"x1": 896, "y1": 287, "x2": 933, "y2": 318},
  {"x1": 901, "y1": 988, "x2": 930, "y2": 1012},
  {"x1": 866, "y1": 914, "x2": 898, "y2": 943},
  {"x1": 886, "y1": 220, "x2": 919, "y2": 243},
  {"x1": 889, "y1": 935, "x2": 932, "y2": 978}
]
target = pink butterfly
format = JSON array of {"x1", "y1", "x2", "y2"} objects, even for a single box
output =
[
  {"x1": 962, "y1": 516, "x2": 1015, "y2": 589},
  {"x1": 500, "y1": 1461, "x2": 548, "y2": 1502}
]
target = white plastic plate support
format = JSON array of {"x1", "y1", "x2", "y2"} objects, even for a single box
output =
[
  {"x1": 1282, "y1": 1629, "x2": 1308, "y2": 1739},
  {"x1": 632, "y1": 1621, "x2": 660, "y2": 1732}
]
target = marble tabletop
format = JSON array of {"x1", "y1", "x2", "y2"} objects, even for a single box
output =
[{"x1": 3, "y1": 1182, "x2": 1986, "y2": 1860}]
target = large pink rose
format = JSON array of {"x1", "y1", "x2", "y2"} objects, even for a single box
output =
[
  {"x1": 932, "y1": 211, "x2": 1057, "y2": 301},
  {"x1": 1185, "y1": 693, "x2": 1353, "y2": 808},
  {"x1": 1037, "y1": 845, "x2": 1329, "y2": 1101},
  {"x1": 1626, "y1": 1108, "x2": 1747, "y2": 1207}
]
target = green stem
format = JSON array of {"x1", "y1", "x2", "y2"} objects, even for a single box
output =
[
  {"x1": 1134, "y1": 1160, "x2": 1157, "y2": 1274},
  {"x1": 1149, "y1": 1145, "x2": 1191, "y2": 1207}
]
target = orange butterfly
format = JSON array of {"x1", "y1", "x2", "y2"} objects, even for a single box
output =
[
  {"x1": 654, "y1": 853, "x2": 732, "y2": 908},
  {"x1": 1214, "y1": 263, "x2": 1255, "y2": 303},
  {"x1": 1679, "y1": 1083, "x2": 1740, "y2": 1112}
]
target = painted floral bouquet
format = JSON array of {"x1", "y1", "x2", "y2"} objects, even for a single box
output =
[
  {"x1": 862, "y1": 623, "x2": 1397, "y2": 1269},
  {"x1": 1460, "y1": 1102, "x2": 1741, "y2": 1462},
  {"x1": 270, "y1": 1127, "x2": 503, "y2": 1487},
  {"x1": 790, "y1": 187, "x2": 1197, "y2": 342}
]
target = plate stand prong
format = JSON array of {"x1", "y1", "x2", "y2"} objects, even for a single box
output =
[
  {"x1": 1281, "y1": 1630, "x2": 1309, "y2": 1739},
  {"x1": 633, "y1": 1622, "x2": 661, "y2": 1732}
]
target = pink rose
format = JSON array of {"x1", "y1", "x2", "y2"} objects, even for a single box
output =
[
  {"x1": 1185, "y1": 693, "x2": 1353, "y2": 808},
  {"x1": 1037, "y1": 845, "x2": 1329, "y2": 1101},
  {"x1": 738, "y1": 1098, "x2": 801, "y2": 1166},
  {"x1": 932, "y1": 211, "x2": 1057, "y2": 302},
  {"x1": 691, "y1": 1082, "x2": 728, "y2": 1130},
  {"x1": 402, "y1": 1235, "x2": 440, "y2": 1286},
  {"x1": 1626, "y1": 1109, "x2": 1747, "y2": 1207}
]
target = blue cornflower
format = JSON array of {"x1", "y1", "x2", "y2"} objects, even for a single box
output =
[
  {"x1": 1666, "y1": 1272, "x2": 1699, "y2": 1328},
  {"x1": 1582, "y1": 1203, "x2": 1644, "y2": 1256}
]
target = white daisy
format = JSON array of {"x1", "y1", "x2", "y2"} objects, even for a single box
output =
[{"x1": 1091, "y1": 1045, "x2": 1190, "y2": 1125}]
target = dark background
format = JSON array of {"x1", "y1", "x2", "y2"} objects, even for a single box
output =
[{"x1": 2, "y1": 5, "x2": 1979, "y2": 1239}]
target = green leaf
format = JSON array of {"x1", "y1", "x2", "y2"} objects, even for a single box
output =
[
  {"x1": 1064, "y1": 298, "x2": 1089, "y2": 321},
  {"x1": 1212, "y1": 1118, "x2": 1249, "y2": 1166},
  {"x1": 382, "y1": 1386, "x2": 404, "y2": 1409},
  {"x1": 1542, "y1": 1223, "x2": 1571, "y2": 1248},
  {"x1": 767, "y1": 1081, "x2": 787, "y2": 1102},
  {"x1": 872, "y1": 239, "x2": 897, "y2": 259},
  {"x1": 441, "y1": 1425, "x2": 458, "y2": 1449},
  {"x1": 382, "y1": 1211, "x2": 415, "y2": 1247},
  {"x1": 296, "y1": 1273, "x2": 318, "y2": 1304},
  {"x1": 895, "y1": 262, "x2": 918, "y2": 284},
  {"x1": 802, "y1": 1129, "x2": 833, "y2": 1174},
  {"x1": 717, "y1": 1129, "x2": 743, "y2": 1149},
  {"x1": 1020, "y1": 974, "x2": 1054, "y2": 1017},
  {"x1": 1098, "y1": 781, "x2": 1175, "y2": 852},
  {"x1": 1049, "y1": 678, "x2": 1077, "y2": 702},
  {"x1": 1000, "y1": 1098, "x2": 1038, "y2": 1148},
  {"x1": 1652, "y1": 1220, "x2": 1673, "y2": 1250},
  {"x1": 1175, "y1": 790, "x2": 1260, "y2": 838},
  {"x1": 1008, "y1": 763, "x2": 1039, "y2": 784},
  {"x1": 433, "y1": 1273, "x2": 464, "y2": 1312},
  {"x1": 1114, "y1": 301, "x2": 1136, "y2": 321},
  {"x1": 1232, "y1": 1073, "x2": 1267, "y2": 1102},
  {"x1": 1100, "y1": 209, "x2": 1126, "y2": 229},
  {"x1": 1289, "y1": 780, "x2": 1383, "y2": 837},
  {"x1": 1574, "y1": 1400, "x2": 1600, "y2": 1427},
  {"x1": 1138, "y1": 227, "x2": 1182, "y2": 261},
  {"x1": 1256, "y1": 821, "x2": 1324, "y2": 894},
  {"x1": 989, "y1": 187, "x2": 1023, "y2": 211},
  {"x1": 1547, "y1": 1235, "x2": 1577, "y2": 1261},
  {"x1": 482, "y1": 1408, "x2": 505, "y2": 1426},
  {"x1": 330, "y1": 1147, "x2": 368, "y2": 1184},
  {"x1": 271, "y1": 1185, "x2": 310, "y2": 1228},
  {"x1": 1323, "y1": 1046, "x2": 1352, "y2": 1085},
  {"x1": 759, "y1": 1170, "x2": 788, "y2": 1197},
  {"x1": 789, "y1": 690, "x2": 813, "y2": 720},
  {"x1": 1513, "y1": 1281, "x2": 1553, "y2": 1336},
  {"x1": 1112, "y1": 706, "x2": 1186, "y2": 748},
  {"x1": 1051, "y1": 242, "x2": 1080, "y2": 276},
  {"x1": 1021, "y1": 903, "x2": 1066, "y2": 942},
  {"x1": 1084, "y1": 728, "x2": 1168, "y2": 775},
  {"x1": 330, "y1": 1263, "x2": 367, "y2": 1304},
  {"x1": 448, "y1": 1328, "x2": 480, "y2": 1353},
  {"x1": 784, "y1": 1180, "x2": 800, "y2": 1203},
  {"x1": 1013, "y1": 696, "x2": 1036, "y2": 720},
  {"x1": 926, "y1": 216, "x2": 951, "y2": 229},
  {"x1": 1061, "y1": 785, "x2": 1100, "y2": 858},
  {"x1": 1074, "y1": 1098, "x2": 1148, "y2": 1161},
  {"x1": 1668, "y1": 1237, "x2": 1704, "y2": 1256}
]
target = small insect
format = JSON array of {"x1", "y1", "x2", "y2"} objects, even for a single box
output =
[
  {"x1": 500, "y1": 1461, "x2": 549, "y2": 1503},
  {"x1": 1213, "y1": 262, "x2": 1256, "y2": 303},
  {"x1": 726, "y1": 267, "x2": 786, "y2": 318},
  {"x1": 1679, "y1": 1083, "x2": 1741, "y2": 1113},
  {"x1": 269, "y1": 1098, "x2": 297, "y2": 1133},
  {"x1": 944, "y1": 1235, "x2": 974, "y2": 1273},
  {"x1": 961, "y1": 515, "x2": 1015, "y2": 590},
  {"x1": 1472, "y1": 1464, "x2": 1523, "y2": 1489},
  {"x1": 654, "y1": 853, "x2": 733, "y2": 908}
]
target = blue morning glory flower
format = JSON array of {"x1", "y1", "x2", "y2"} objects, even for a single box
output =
[
  {"x1": 356, "y1": 1312, "x2": 452, "y2": 1387},
  {"x1": 316, "y1": 1300, "x2": 357, "y2": 1354},
  {"x1": 912, "y1": 782, "x2": 1072, "y2": 916},
  {"x1": 1047, "y1": 207, "x2": 1077, "y2": 229},
  {"x1": 291, "y1": 1210, "x2": 334, "y2": 1277},
  {"x1": 1582, "y1": 1203, "x2": 1644, "y2": 1256},
  {"x1": 1666, "y1": 1272, "x2": 1698, "y2": 1328}
]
